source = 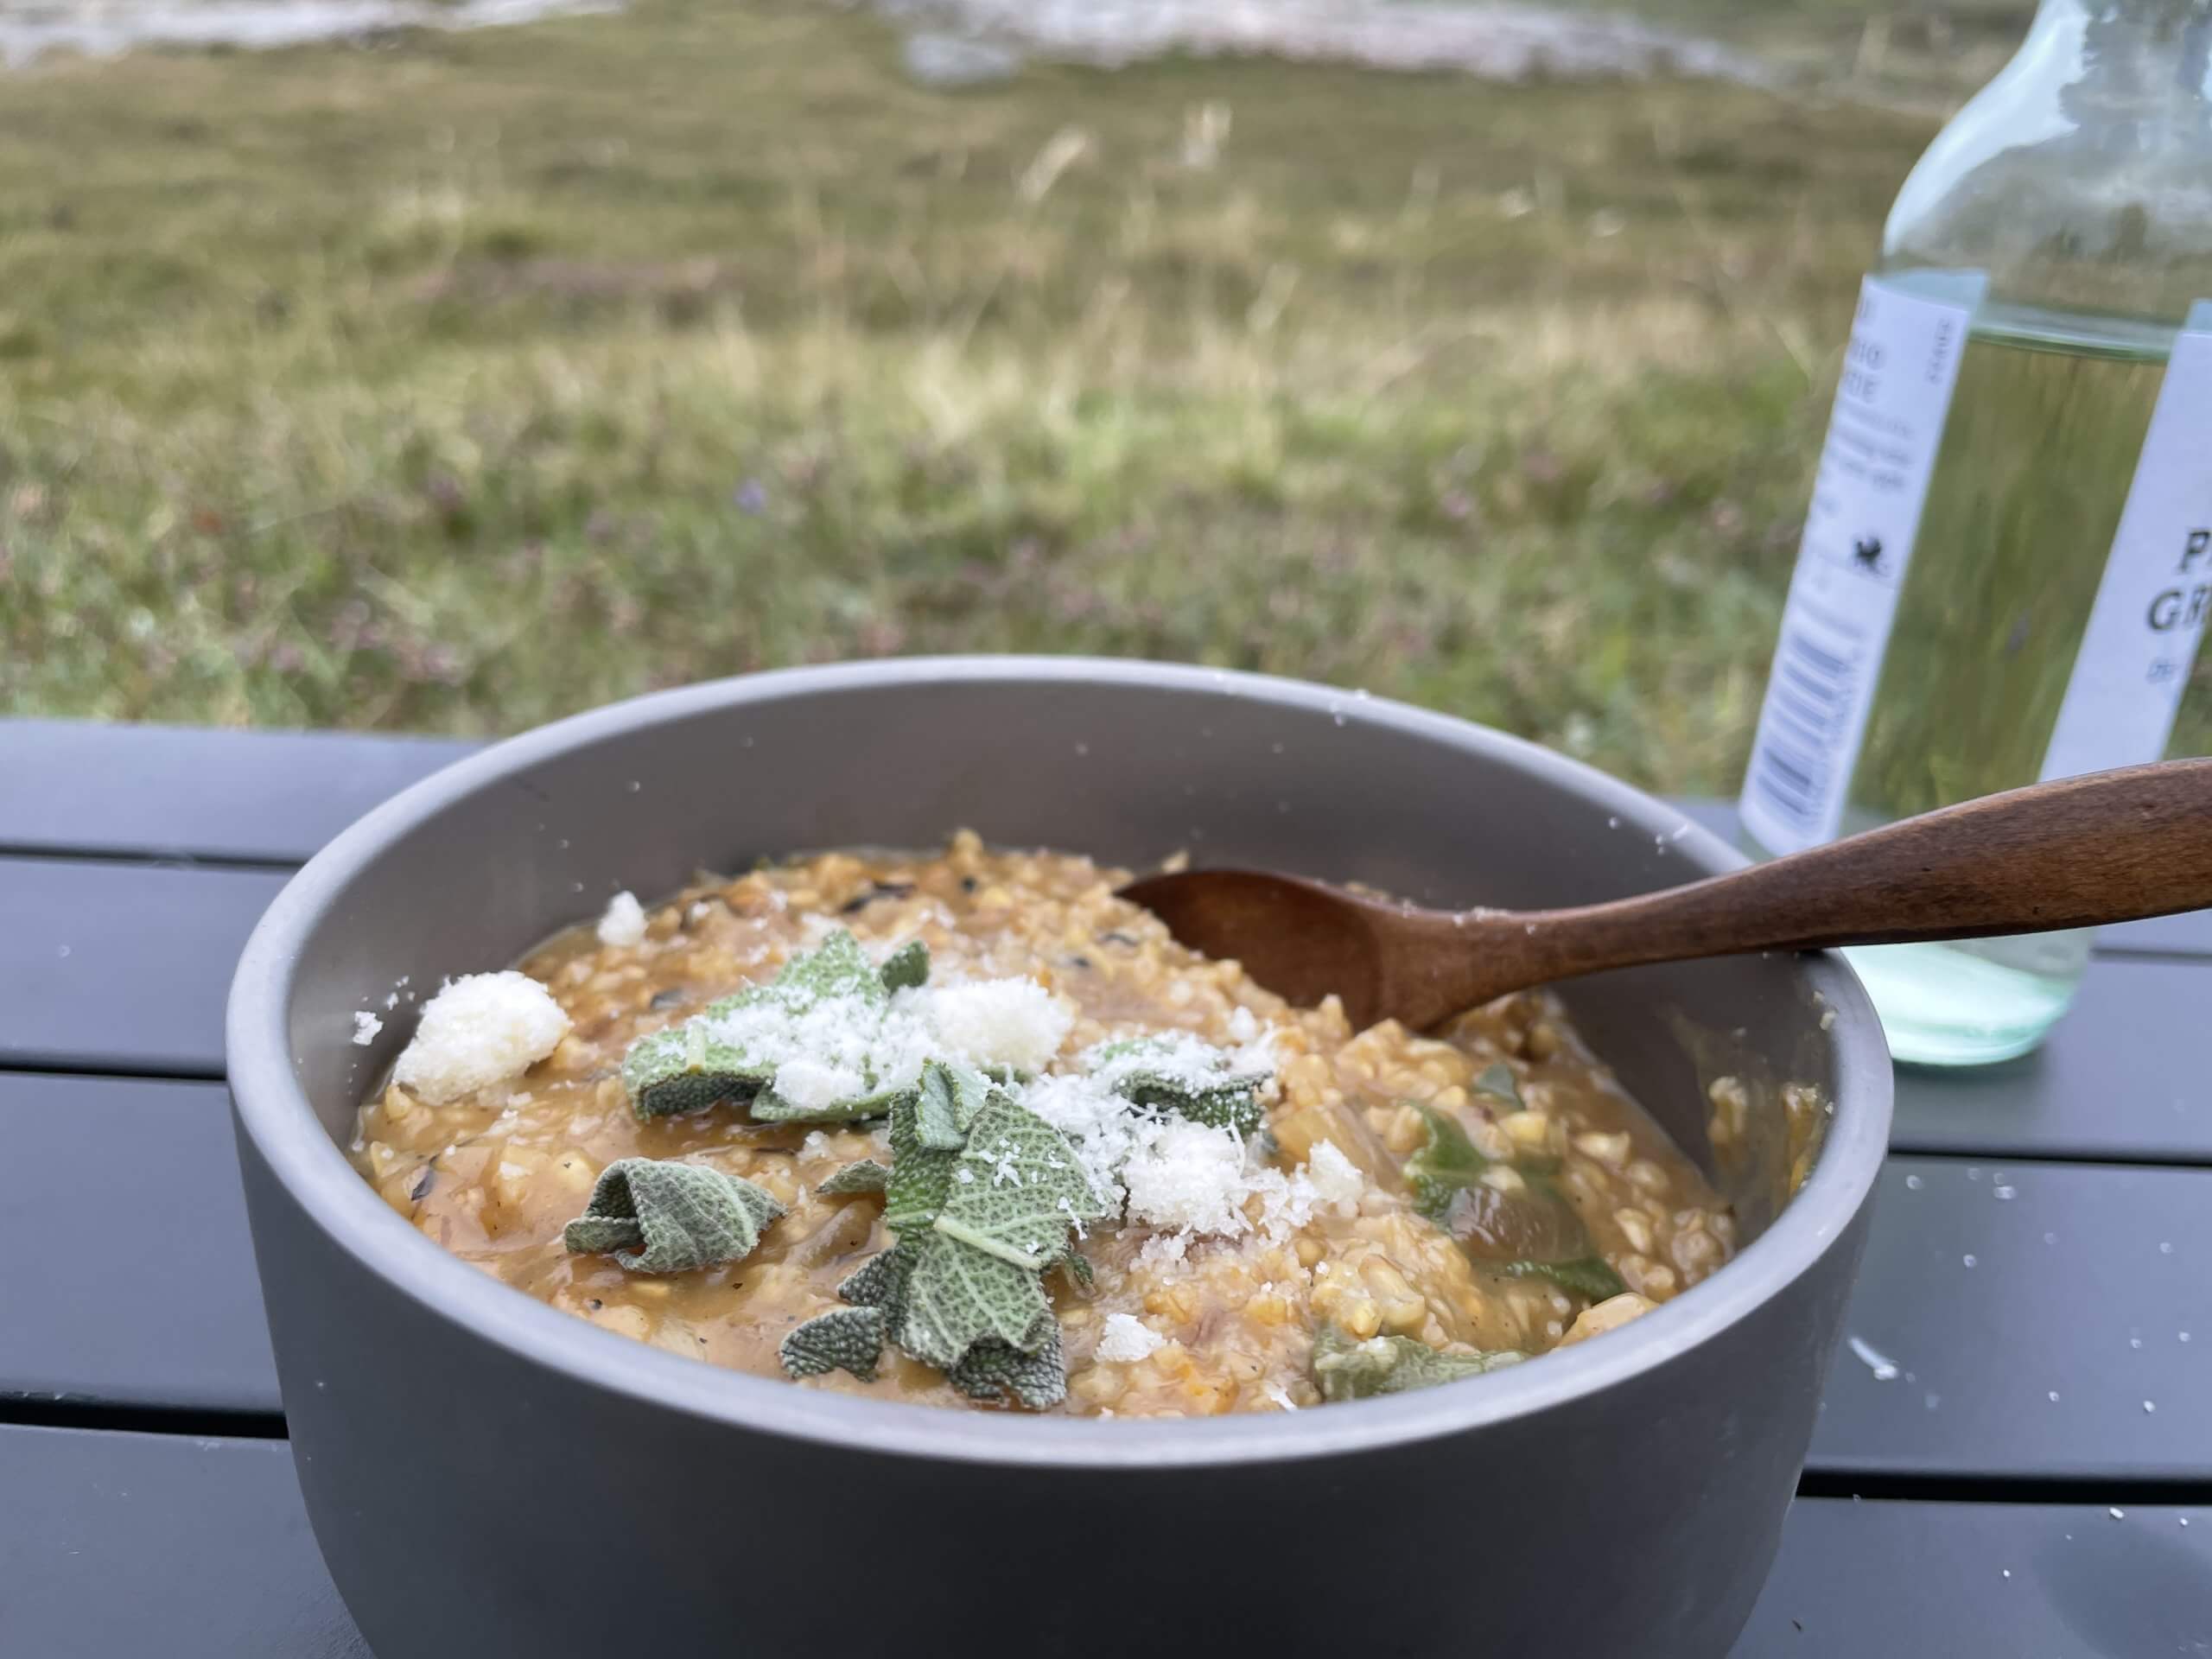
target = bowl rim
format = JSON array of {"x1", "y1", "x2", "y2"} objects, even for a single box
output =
[{"x1": 227, "y1": 655, "x2": 1892, "y2": 1470}]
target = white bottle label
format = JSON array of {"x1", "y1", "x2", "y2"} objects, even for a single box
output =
[
  {"x1": 1739, "y1": 273, "x2": 1982, "y2": 855},
  {"x1": 2038, "y1": 301, "x2": 2212, "y2": 783}
]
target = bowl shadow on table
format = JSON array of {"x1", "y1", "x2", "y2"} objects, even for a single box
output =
[{"x1": 2037, "y1": 1525, "x2": 2212, "y2": 1653}]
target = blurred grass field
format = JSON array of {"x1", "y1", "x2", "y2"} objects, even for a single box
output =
[{"x1": 0, "y1": 0, "x2": 2028, "y2": 792}]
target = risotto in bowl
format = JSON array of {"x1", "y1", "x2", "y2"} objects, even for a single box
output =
[{"x1": 229, "y1": 658, "x2": 1889, "y2": 1659}]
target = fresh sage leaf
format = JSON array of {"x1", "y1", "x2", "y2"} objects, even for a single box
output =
[
  {"x1": 900, "y1": 1235, "x2": 1052, "y2": 1370},
  {"x1": 562, "y1": 1158, "x2": 785, "y2": 1274},
  {"x1": 948, "y1": 1316, "x2": 1068, "y2": 1409},
  {"x1": 775, "y1": 928, "x2": 890, "y2": 1002},
  {"x1": 931, "y1": 1094, "x2": 1108, "y2": 1270},
  {"x1": 1309, "y1": 1325, "x2": 1525, "y2": 1403},
  {"x1": 780, "y1": 1306, "x2": 886, "y2": 1382},
  {"x1": 1497, "y1": 1255, "x2": 1627, "y2": 1303},
  {"x1": 882, "y1": 1085, "x2": 961, "y2": 1236},
  {"x1": 894, "y1": 1093, "x2": 1103, "y2": 1373},
  {"x1": 1403, "y1": 1103, "x2": 1490, "y2": 1223},
  {"x1": 914, "y1": 1058, "x2": 991, "y2": 1151},
  {"x1": 819, "y1": 1159, "x2": 891, "y2": 1195},
  {"x1": 839, "y1": 1237, "x2": 919, "y2": 1325},
  {"x1": 1054, "y1": 1243, "x2": 1095, "y2": 1289},
  {"x1": 1087, "y1": 1035, "x2": 1270, "y2": 1136},
  {"x1": 749, "y1": 1082, "x2": 914, "y2": 1126},
  {"x1": 621, "y1": 931, "x2": 908, "y2": 1121},
  {"x1": 878, "y1": 938, "x2": 931, "y2": 995}
]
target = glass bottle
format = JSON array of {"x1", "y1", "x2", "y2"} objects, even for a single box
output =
[{"x1": 1739, "y1": 0, "x2": 2212, "y2": 1065}]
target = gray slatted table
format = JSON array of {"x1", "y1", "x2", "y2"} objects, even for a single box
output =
[{"x1": 3, "y1": 720, "x2": 2208, "y2": 1657}]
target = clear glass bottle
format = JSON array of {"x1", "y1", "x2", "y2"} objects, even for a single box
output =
[{"x1": 1739, "y1": 0, "x2": 2212, "y2": 1065}]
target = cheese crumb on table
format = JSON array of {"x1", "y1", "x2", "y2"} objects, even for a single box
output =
[
  {"x1": 1096, "y1": 1313, "x2": 1164, "y2": 1363},
  {"x1": 393, "y1": 971, "x2": 571, "y2": 1105},
  {"x1": 351, "y1": 1011, "x2": 383, "y2": 1046},
  {"x1": 596, "y1": 891, "x2": 648, "y2": 948}
]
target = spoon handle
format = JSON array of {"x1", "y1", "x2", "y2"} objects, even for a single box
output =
[{"x1": 1510, "y1": 758, "x2": 2212, "y2": 982}]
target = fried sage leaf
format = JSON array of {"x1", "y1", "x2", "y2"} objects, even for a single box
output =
[
  {"x1": 1497, "y1": 1255, "x2": 1627, "y2": 1303},
  {"x1": 818, "y1": 1159, "x2": 892, "y2": 1195},
  {"x1": 620, "y1": 931, "x2": 923, "y2": 1122},
  {"x1": 1309, "y1": 1325, "x2": 1525, "y2": 1403},
  {"x1": 948, "y1": 1317, "x2": 1069, "y2": 1409},
  {"x1": 563, "y1": 1158, "x2": 785, "y2": 1274},
  {"x1": 780, "y1": 1306, "x2": 886, "y2": 1382}
]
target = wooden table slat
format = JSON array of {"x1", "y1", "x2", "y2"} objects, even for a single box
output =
[
  {"x1": 0, "y1": 1426, "x2": 370, "y2": 1659},
  {"x1": 1808, "y1": 1157, "x2": 2212, "y2": 1482},
  {"x1": 0, "y1": 858, "x2": 287, "y2": 1077},
  {"x1": 8, "y1": 1423, "x2": 2203, "y2": 1659},
  {"x1": 0, "y1": 719, "x2": 474, "y2": 866},
  {"x1": 1891, "y1": 957, "x2": 2212, "y2": 1164},
  {"x1": 0, "y1": 1074, "x2": 278, "y2": 1416},
  {"x1": 1733, "y1": 1495, "x2": 2212, "y2": 1655}
]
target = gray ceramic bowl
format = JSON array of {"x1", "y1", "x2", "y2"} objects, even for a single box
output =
[{"x1": 227, "y1": 657, "x2": 1890, "y2": 1659}]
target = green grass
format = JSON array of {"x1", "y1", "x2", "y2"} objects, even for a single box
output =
[{"x1": 1, "y1": 0, "x2": 1971, "y2": 793}]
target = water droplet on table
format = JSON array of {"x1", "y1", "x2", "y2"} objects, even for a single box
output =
[
  {"x1": 1962, "y1": 1254, "x2": 1977, "y2": 1268},
  {"x1": 1904, "y1": 1174, "x2": 1923, "y2": 1191},
  {"x1": 1993, "y1": 1185, "x2": 2016, "y2": 1200}
]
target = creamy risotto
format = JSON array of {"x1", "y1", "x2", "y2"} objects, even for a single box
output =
[{"x1": 351, "y1": 834, "x2": 1738, "y2": 1415}]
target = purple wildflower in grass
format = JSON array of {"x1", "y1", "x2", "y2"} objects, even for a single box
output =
[{"x1": 734, "y1": 478, "x2": 767, "y2": 515}]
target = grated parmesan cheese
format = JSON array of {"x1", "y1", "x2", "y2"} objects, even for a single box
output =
[
  {"x1": 351, "y1": 1011, "x2": 383, "y2": 1046},
  {"x1": 772, "y1": 1055, "x2": 869, "y2": 1113},
  {"x1": 596, "y1": 891, "x2": 648, "y2": 948},
  {"x1": 1304, "y1": 1141, "x2": 1366, "y2": 1216},
  {"x1": 392, "y1": 971, "x2": 571, "y2": 1106},
  {"x1": 1096, "y1": 1313, "x2": 1164, "y2": 1363},
  {"x1": 1123, "y1": 1121, "x2": 1251, "y2": 1236},
  {"x1": 920, "y1": 979, "x2": 1073, "y2": 1073}
]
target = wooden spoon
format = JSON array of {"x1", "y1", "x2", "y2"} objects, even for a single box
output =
[{"x1": 1119, "y1": 758, "x2": 2212, "y2": 1031}]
